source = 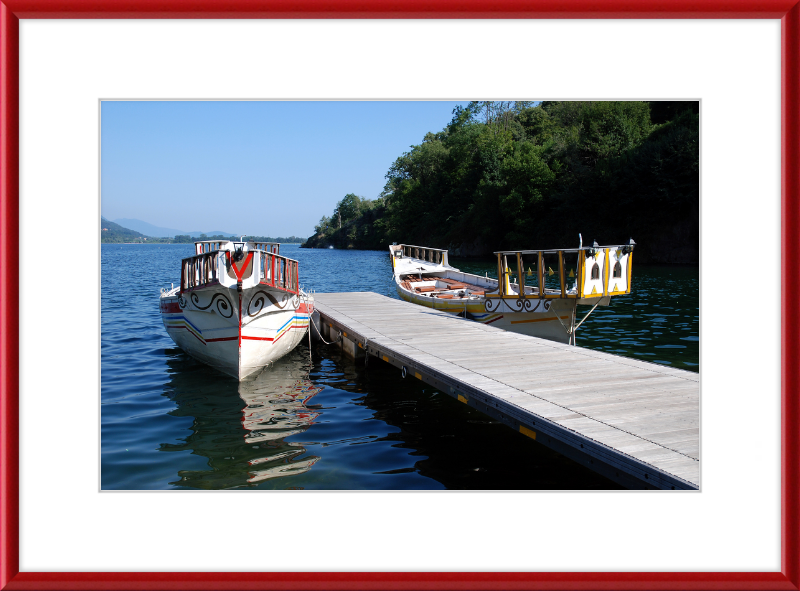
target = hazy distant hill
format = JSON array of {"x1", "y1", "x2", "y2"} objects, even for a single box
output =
[
  {"x1": 101, "y1": 217, "x2": 148, "y2": 243},
  {"x1": 113, "y1": 218, "x2": 237, "y2": 238},
  {"x1": 101, "y1": 217, "x2": 303, "y2": 244}
]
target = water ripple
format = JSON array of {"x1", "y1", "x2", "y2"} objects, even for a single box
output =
[{"x1": 102, "y1": 244, "x2": 697, "y2": 490}]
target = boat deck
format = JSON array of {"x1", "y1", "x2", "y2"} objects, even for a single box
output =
[
  {"x1": 400, "y1": 274, "x2": 487, "y2": 296},
  {"x1": 313, "y1": 291, "x2": 700, "y2": 490}
]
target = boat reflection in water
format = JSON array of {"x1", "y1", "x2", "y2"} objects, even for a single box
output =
[
  {"x1": 240, "y1": 357, "x2": 323, "y2": 484},
  {"x1": 159, "y1": 347, "x2": 323, "y2": 489}
]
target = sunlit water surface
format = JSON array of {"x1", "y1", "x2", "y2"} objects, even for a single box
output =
[{"x1": 101, "y1": 244, "x2": 698, "y2": 490}]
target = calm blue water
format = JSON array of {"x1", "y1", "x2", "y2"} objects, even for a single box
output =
[{"x1": 101, "y1": 244, "x2": 698, "y2": 490}]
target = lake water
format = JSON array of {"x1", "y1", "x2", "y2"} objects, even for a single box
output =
[{"x1": 101, "y1": 244, "x2": 698, "y2": 490}]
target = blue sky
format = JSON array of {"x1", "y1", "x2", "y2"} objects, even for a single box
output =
[{"x1": 101, "y1": 101, "x2": 466, "y2": 238}]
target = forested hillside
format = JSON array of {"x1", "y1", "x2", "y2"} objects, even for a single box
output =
[
  {"x1": 101, "y1": 217, "x2": 149, "y2": 243},
  {"x1": 100, "y1": 217, "x2": 305, "y2": 244},
  {"x1": 302, "y1": 101, "x2": 699, "y2": 263}
]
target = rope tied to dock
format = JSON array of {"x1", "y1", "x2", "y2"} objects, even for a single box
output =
[{"x1": 309, "y1": 312, "x2": 340, "y2": 346}]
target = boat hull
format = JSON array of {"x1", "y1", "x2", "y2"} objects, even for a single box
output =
[
  {"x1": 396, "y1": 286, "x2": 576, "y2": 344},
  {"x1": 160, "y1": 284, "x2": 312, "y2": 380},
  {"x1": 390, "y1": 241, "x2": 631, "y2": 345}
]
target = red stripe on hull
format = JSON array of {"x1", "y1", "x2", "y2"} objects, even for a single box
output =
[{"x1": 205, "y1": 336, "x2": 238, "y2": 343}]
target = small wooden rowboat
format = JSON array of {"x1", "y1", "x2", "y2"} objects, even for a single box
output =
[
  {"x1": 160, "y1": 239, "x2": 313, "y2": 380},
  {"x1": 389, "y1": 239, "x2": 635, "y2": 345}
]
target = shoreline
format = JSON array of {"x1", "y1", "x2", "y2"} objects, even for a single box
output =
[{"x1": 102, "y1": 241, "x2": 305, "y2": 246}]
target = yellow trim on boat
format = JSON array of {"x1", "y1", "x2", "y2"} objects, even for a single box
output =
[
  {"x1": 510, "y1": 315, "x2": 571, "y2": 325},
  {"x1": 627, "y1": 251, "x2": 634, "y2": 291}
]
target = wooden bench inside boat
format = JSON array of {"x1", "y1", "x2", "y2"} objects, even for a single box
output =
[
  {"x1": 399, "y1": 274, "x2": 487, "y2": 297},
  {"x1": 439, "y1": 278, "x2": 486, "y2": 294}
]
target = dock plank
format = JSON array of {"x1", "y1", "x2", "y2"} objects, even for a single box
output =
[{"x1": 314, "y1": 292, "x2": 700, "y2": 490}]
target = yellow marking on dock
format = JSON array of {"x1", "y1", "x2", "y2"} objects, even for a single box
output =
[
  {"x1": 458, "y1": 394, "x2": 468, "y2": 404},
  {"x1": 520, "y1": 425, "x2": 537, "y2": 440},
  {"x1": 414, "y1": 372, "x2": 422, "y2": 380}
]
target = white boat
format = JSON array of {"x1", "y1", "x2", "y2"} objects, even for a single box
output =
[
  {"x1": 389, "y1": 239, "x2": 635, "y2": 345},
  {"x1": 160, "y1": 239, "x2": 314, "y2": 380}
]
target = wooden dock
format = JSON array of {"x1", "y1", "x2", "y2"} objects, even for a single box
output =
[{"x1": 312, "y1": 292, "x2": 699, "y2": 490}]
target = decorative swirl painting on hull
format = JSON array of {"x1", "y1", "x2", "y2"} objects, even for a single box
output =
[
  {"x1": 485, "y1": 297, "x2": 549, "y2": 314},
  {"x1": 247, "y1": 290, "x2": 291, "y2": 317},
  {"x1": 180, "y1": 291, "x2": 234, "y2": 319}
]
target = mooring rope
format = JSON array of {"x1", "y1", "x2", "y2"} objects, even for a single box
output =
[{"x1": 309, "y1": 312, "x2": 340, "y2": 346}]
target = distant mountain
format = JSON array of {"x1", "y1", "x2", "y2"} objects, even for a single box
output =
[
  {"x1": 113, "y1": 218, "x2": 237, "y2": 238},
  {"x1": 192, "y1": 231, "x2": 241, "y2": 238},
  {"x1": 113, "y1": 218, "x2": 183, "y2": 237},
  {"x1": 101, "y1": 217, "x2": 148, "y2": 243}
]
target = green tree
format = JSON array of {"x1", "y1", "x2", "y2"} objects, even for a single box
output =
[
  {"x1": 334, "y1": 193, "x2": 364, "y2": 225},
  {"x1": 302, "y1": 101, "x2": 698, "y2": 263}
]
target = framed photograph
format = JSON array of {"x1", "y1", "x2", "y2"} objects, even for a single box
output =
[{"x1": 1, "y1": 2, "x2": 797, "y2": 590}]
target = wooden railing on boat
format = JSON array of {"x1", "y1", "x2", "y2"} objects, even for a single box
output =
[
  {"x1": 488, "y1": 244, "x2": 635, "y2": 300},
  {"x1": 398, "y1": 244, "x2": 449, "y2": 266},
  {"x1": 250, "y1": 241, "x2": 280, "y2": 254},
  {"x1": 181, "y1": 250, "x2": 220, "y2": 291},
  {"x1": 180, "y1": 248, "x2": 299, "y2": 295},
  {"x1": 258, "y1": 250, "x2": 299, "y2": 295},
  {"x1": 195, "y1": 241, "x2": 229, "y2": 255},
  {"x1": 194, "y1": 240, "x2": 280, "y2": 255}
]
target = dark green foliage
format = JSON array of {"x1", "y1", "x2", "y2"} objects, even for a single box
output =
[
  {"x1": 303, "y1": 101, "x2": 699, "y2": 263},
  {"x1": 648, "y1": 101, "x2": 699, "y2": 125},
  {"x1": 304, "y1": 193, "x2": 388, "y2": 249},
  {"x1": 246, "y1": 235, "x2": 305, "y2": 243},
  {"x1": 534, "y1": 108, "x2": 699, "y2": 262}
]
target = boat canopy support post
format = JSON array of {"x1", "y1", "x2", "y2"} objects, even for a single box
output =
[{"x1": 496, "y1": 253, "x2": 504, "y2": 297}]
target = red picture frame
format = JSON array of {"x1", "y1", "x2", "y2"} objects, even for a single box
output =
[{"x1": 1, "y1": 2, "x2": 798, "y2": 590}]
